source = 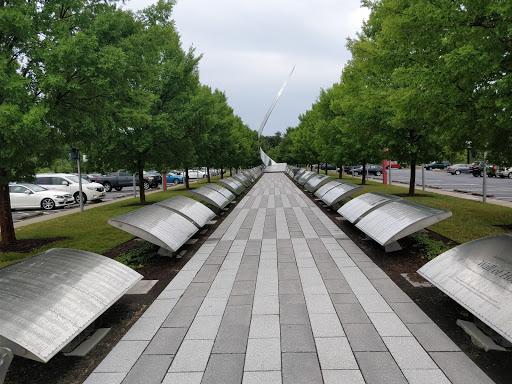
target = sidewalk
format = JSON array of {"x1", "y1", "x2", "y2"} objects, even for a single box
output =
[{"x1": 84, "y1": 173, "x2": 494, "y2": 384}]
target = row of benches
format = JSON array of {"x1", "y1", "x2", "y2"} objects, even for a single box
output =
[
  {"x1": 286, "y1": 166, "x2": 452, "y2": 251},
  {"x1": 0, "y1": 166, "x2": 263, "y2": 383}
]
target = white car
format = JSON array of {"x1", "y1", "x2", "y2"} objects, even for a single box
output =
[
  {"x1": 34, "y1": 173, "x2": 106, "y2": 203},
  {"x1": 497, "y1": 166, "x2": 512, "y2": 178},
  {"x1": 9, "y1": 183, "x2": 75, "y2": 210},
  {"x1": 187, "y1": 169, "x2": 206, "y2": 179}
]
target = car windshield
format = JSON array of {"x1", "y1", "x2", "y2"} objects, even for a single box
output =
[
  {"x1": 67, "y1": 175, "x2": 90, "y2": 183},
  {"x1": 19, "y1": 183, "x2": 48, "y2": 192}
]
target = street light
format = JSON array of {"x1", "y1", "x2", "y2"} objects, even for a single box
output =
[{"x1": 465, "y1": 141, "x2": 472, "y2": 164}]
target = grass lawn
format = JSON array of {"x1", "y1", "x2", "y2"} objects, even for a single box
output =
[{"x1": 2, "y1": 171, "x2": 511, "y2": 268}]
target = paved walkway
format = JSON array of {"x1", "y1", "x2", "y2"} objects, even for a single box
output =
[{"x1": 84, "y1": 173, "x2": 494, "y2": 384}]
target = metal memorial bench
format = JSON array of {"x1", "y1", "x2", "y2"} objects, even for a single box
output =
[
  {"x1": 337, "y1": 191, "x2": 402, "y2": 224},
  {"x1": 202, "y1": 183, "x2": 236, "y2": 202},
  {"x1": 218, "y1": 178, "x2": 245, "y2": 195},
  {"x1": 0, "y1": 249, "x2": 142, "y2": 383},
  {"x1": 232, "y1": 173, "x2": 252, "y2": 187},
  {"x1": 304, "y1": 174, "x2": 331, "y2": 193},
  {"x1": 108, "y1": 205, "x2": 199, "y2": 255},
  {"x1": 155, "y1": 196, "x2": 216, "y2": 228},
  {"x1": 189, "y1": 186, "x2": 232, "y2": 211},
  {"x1": 316, "y1": 181, "x2": 363, "y2": 208},
  {"x1": 355, "y1": 200, "x2": 452, "y2": 251},
  {"x1": 418, "y1": 234, "x2": 512, "y2": 351},
  {"x1": 297, "y1": 170, "x2": 316, "y2": 186},
  {"x1": 314, "y1": 180, "x2": 342, "y2": 199},
  {"x1": 242, "y1": 170, "x2": 256, "y2": 182},
  {"x1": 293, "y1": 169, "x2": 307, "y2": 181}
]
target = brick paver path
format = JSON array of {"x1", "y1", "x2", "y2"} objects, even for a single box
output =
[{"x1": 85, "y1": 173, "x2": 494, "y2": 384}]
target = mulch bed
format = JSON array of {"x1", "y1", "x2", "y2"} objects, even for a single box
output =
[
  {"x1": 0, "y1": 238, "x2": 67, "y2": 253},
  {"x1": 3, "y1": 180, "x2": 512, "y2": 384}
]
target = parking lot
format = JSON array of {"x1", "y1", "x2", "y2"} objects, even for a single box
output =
[{"x1": 367, "y1": 167, "x2": 512, "y2": 202}]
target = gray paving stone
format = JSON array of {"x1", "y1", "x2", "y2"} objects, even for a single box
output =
[
  {"x1": 359, "y1": 267, "x2": 389, "y2": 280},
  {"x1": 343, "y1": 323, "x2": 387, "y2": 352},
  {"x1": 334, "y1": 303, "x2": 371, "y2": 324},
  {"x1": 355, "y1": 352, "x2": 408, "y2": 384},
  {"x1": 280, "y1": 303, "x2": 310, "y2": 324},
  {"x1": 222, "y1": 304, "x2": 253, "y2": 325},
  {"x1": 213, "y1": 324, "x2": 249, "y2": 353},
  {"x1": 123, "y1": 317, "x2": 165, "y2": 341},
  {"x1": 181, "y1": 282, "x2": 211, "y2": 299},
  {"x1": 329, "y1": 293, "x2": 358, "y2": 304},
  {"x1": 241, "y1": 255, "x2": 260, "y2": 264},
  {"x1": 281, "y1": 324, "x2": 316, "y2": 352},
  {"x1": 406, "y1": 323, "x2": 460, "y2": 351},
  {"x1": 162, "y1": 372, "x2": 203, "y2": 384},
  {"x1": 192, "y1": 265, "x2": 221, "y2": 283},
  {"x1": 196, "y1": 297, "x2": 228, "y2": 316},
  {"x1": 201, "y1": 353, "x2": 245, "y2": 384},
  {"x1": 145, "y1": 327, "x2": 187, "y2": 355},
  {"x1": 122, "y1": 355, "x2": 173, "y2": 384},
  {"x1": 252, "y1": 295, "x2": 279, "y2": 315},
  {"x1": 236, "y1": 265, "x2": 258, "y2": 281},
  {"x1": 278, "y1": 293, "x2": 305, "y2": 304},
  {"x1": 368, "y1": 312, "x2": 412, "y2": 337},
  {"x1": 163, "y1": 306, "x2": 199, "y2": 328},
  {"x1": 228, "y1": 294, "x2": 254, "y2": 306},
  {"x1": 278, "y1": 267, "x2": 300, "y2": 280},
  {"x1": 389, "y1": 302, "x2": 433, "y2": 324},
  {"x1": 323, "y1": 279, "x2": 352, "y2": 294},
  {"x1": 249, "y1": 314, "x2": 280, "y2": 338},
  {"x1": 185, "y1": 315, "x2": 222, "y2": 340},
  {"x1": 430, "y1": 352, "x2": 495, "y2": 384},
  {"x1": 277, "y1": 254, "x2": 296, "y2": 263},
  {"x1": 175, "y1": 296, "x2": 204, "y2": 308},
  {"x1": 282, "y1": 352, "x2": 323, "y2": 384},
  {"x1": 231, "y1": 280, "x2": 257, "y2": 295},
  {"x1": 356, "y1": 294, "x2": 393, "y2": 313}
]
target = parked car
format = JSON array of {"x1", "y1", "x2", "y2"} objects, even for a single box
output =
[
  {"x1": 424, "y1": 161, "x2": 450, "y2": 170},
  {"x1": 93, "y1": 170, "x2": 159, "y2": 192},
  {"x1": 146, "y1": 171, "x2": 163, "y2": 184},
  {"x1": 384, "y1": 161, "x2": 403, "y2": 169},
  {"x1": 496, "y1": 166, "x2": 512, "y2": 178},
  {"x1": 33, "y1": 173, "x2": 105, "y2": 204},
  {"x1": 349, "y1": 164, "x2": 383, "y2": 176},
  {"x1": 446, "y1": 164, "x2": 471, "y2": 175},
  {"x1": 166, "y1": 172, "x2": 183, "y2": 185},
  {"x1": 471, "y1": 162, "x2": 498, "y2": 177},
  {"x1": 320, "y1": 164, "x2": 337, "y2": 170},
  {"x1": 9, "y1": 183, "x2": 74, "y2": 210},
  {"x1": 188, "y1": 169, "x2": 206, "y2": 179}
]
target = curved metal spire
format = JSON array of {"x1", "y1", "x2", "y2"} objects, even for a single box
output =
[{"x1": 258, "y1": 65, "x2": 295, "y2": 139}]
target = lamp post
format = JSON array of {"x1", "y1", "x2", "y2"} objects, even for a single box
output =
[{"x1": 465, "y1": 141, "x2": 472, "y2": 164}]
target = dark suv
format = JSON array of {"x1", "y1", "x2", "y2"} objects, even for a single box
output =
[
  {"x1": 424, "y1": 161, "x2": 450, "y2": 170},
  {"x1": 471, "y1": 162, "x2": 497, "y2": 177}
]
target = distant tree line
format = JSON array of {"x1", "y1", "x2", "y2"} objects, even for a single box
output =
[
  {"x1": 267, "y1": 0, "x2": 511, "y2": 193},
  {"x1": 0, "y1": 0, "x2": 259, "y2": 245}
]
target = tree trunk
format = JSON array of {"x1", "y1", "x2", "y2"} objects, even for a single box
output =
[
  {"x1": 361, "y1": 160, "x2": 367, "y2": 185},
  {"x1": 185, "y1": 167, "x2": 190, "y2": 189},
  {"x1": 207, "y1": 166, "x2": 211, "y2": 183},
  {"x1": 317, "y1": 164, "x2": 320, "y2": 174},
  {"x1": 137, "y1": 161, "x2": 146, "y2": 203},
  {"x1": 325, "y1": 164, "x2": 328, "y2": 175},
  {"x1": 0, "y1": 182, "x2": 16, "y2": 245},
  {"x1": 229, "y1": 167, "x2": 232, "y2": 177},
  {"x1": 338, "y1": 166, "x2": 343, "y2": 179},
  {"x1": 409, "y1": 154, "x2": 417, "y2": 195},
  {"x1": 220, "y1": 166, "x2": 224, "y2": 179}
]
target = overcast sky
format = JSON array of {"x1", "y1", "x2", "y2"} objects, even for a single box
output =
[{"x1": 124, "y1": 0, "x2": 370, "y2": 137}]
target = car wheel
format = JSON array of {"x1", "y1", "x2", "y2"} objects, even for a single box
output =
[
  {"x1": 173, "y1": 178, "x2": 179, "y2": 185},
  {"x1": 353, "y1": 171, "x2": 359, "y2": 176},
  {"x1": 375, "y1": 171, "x2": 382, "y2": 176},
  {"x1": 41, "y1": 198, "x2": 56, "y2": 210},
  {"x1": 143, "y1": 181, "x2": 150, "y2": 190},
  {"x1": 425, "y1": 167, "x2": 430, "y2": 170},
  {"x1": 480, "y1": 171, "x2": 484, "y2": 177},
  {"x1": 455, "y1": 170, "x2": 461, "y2": 175},
  {"x1": 508, "y1": 173, "x2": 512, "y2": 179},
  {"x1": 499, "y1": 175, "x2": 505, "y2": 178},
  {"x1": 114, "y1": 186, "x2": 123, "y2": 191},
  {"x1": 74, "y1": 192, "x2": 87, "y2": 204},
  {"x1": 103, "y1": 182, "x2": 112, "y2": 192},
  {"x1": 473, "y1": 172, "x2": 479, "y2": 177},
  {"x1": 202, "y1": 174, "x2": 206, "y2": 178}
]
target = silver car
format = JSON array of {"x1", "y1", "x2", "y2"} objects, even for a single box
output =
[{"x1": 446, "y1": 164, "x2": 471, "y2": 175}]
